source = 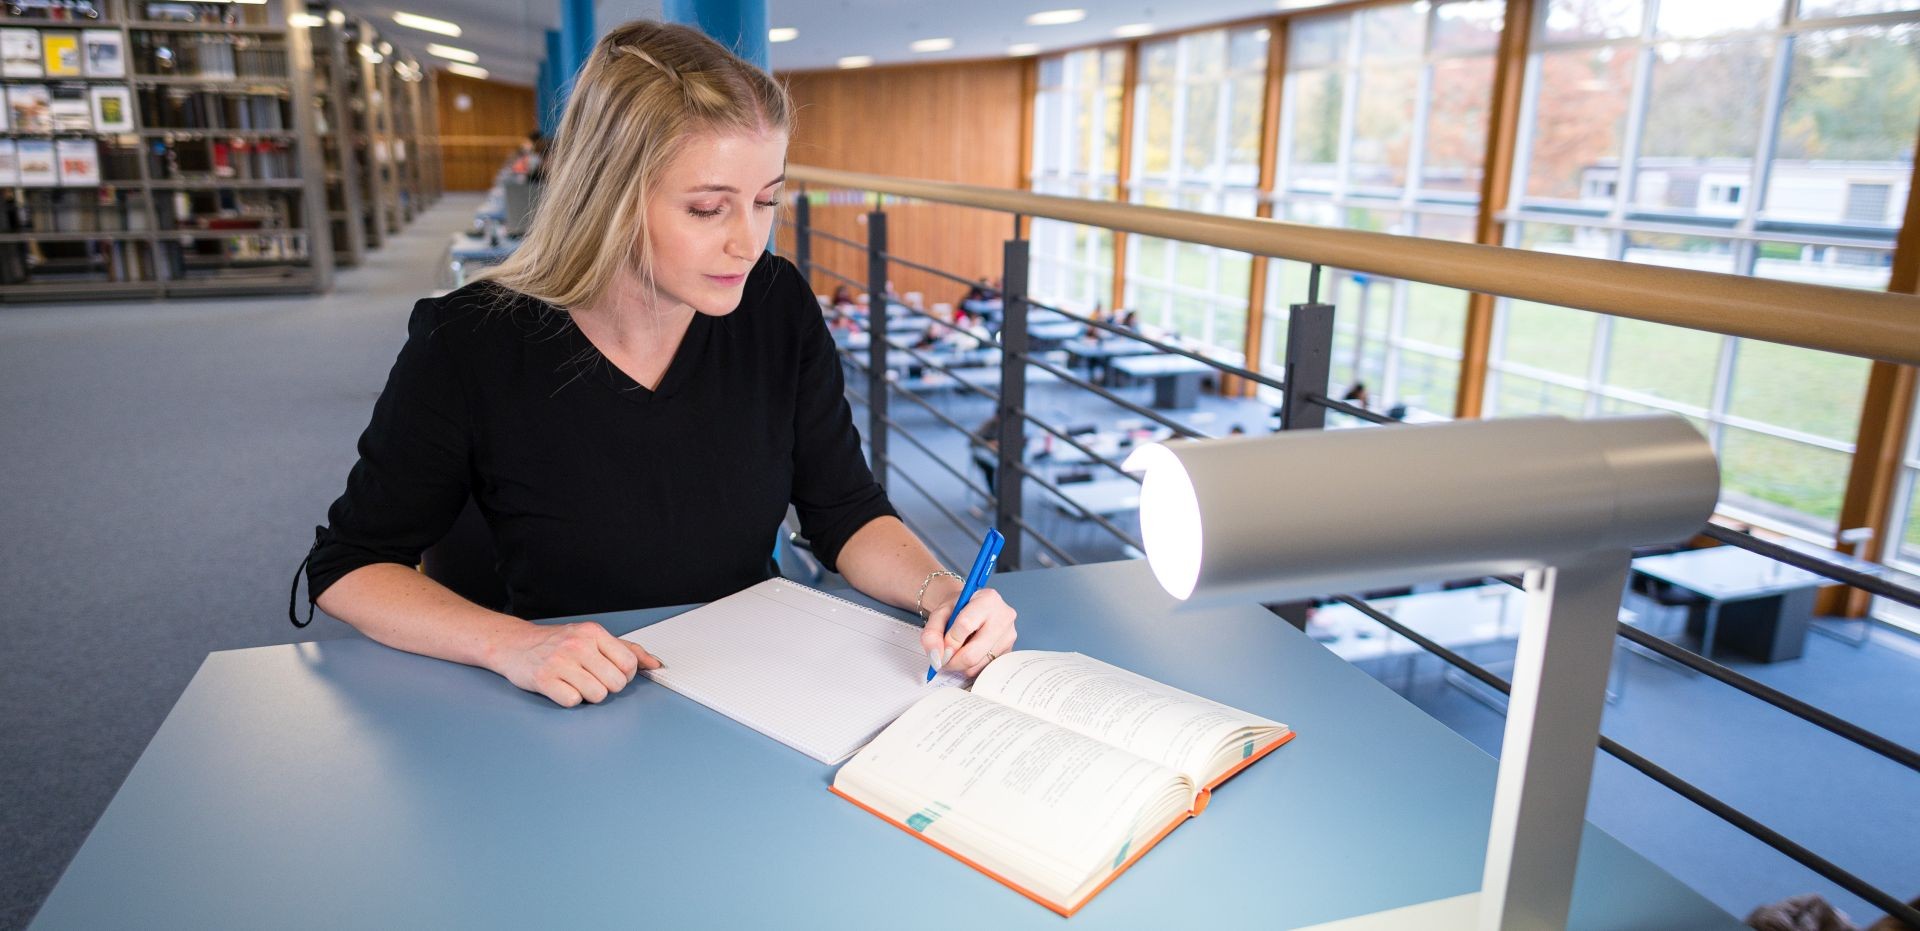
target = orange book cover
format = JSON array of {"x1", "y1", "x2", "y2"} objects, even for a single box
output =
[{"x1": 831, "y1": 729, "x2": 1296, "y2": 917}]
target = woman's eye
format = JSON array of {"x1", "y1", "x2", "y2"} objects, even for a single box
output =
[
  {"x1": 687, "y1": 205, "x2": 723, "y2": 218},
  {"x1": 754, "y1": 199, "x2": 778, "y2": 209}
]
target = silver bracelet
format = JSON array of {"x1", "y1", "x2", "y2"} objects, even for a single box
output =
[{"x1": 915, "y1": 569, "x2": 964, "y2": 619}]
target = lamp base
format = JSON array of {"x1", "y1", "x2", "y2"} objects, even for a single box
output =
[{"x1": 1293, "y1": 892, "x2": 1481, "y2": 930}]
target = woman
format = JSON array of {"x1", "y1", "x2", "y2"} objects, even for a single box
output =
[{"x1": 300, "y1": 21, "x2": 1016, "y2": 708}]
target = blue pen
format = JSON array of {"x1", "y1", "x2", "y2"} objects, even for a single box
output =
[{"x1": 928, "y1": 528, "x2": 1005, "y2": 682}]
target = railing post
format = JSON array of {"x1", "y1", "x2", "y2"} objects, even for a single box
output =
[
  {"x1": 1283, "y1": 284, "x2": 1336, "y2": 432},
  {"x1": 995, "y1": 233, "x2": 1030, "y2": 571},
  {"x1": 793, "y1": 188, "x2": 811, "y2": 282},
  {"x1": 866, "y1": 209, "x2": 889, "y2": 491}
]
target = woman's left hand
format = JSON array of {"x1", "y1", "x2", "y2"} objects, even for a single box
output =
[{"x1": 922, "y1": 586, "x2": 1017, "y2": 678}]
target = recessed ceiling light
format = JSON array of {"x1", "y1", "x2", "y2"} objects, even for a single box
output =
[
  {"x1": 1008, "y1": 43, "x2": 1042, "y2": 56},
  {"x1": 769, "y1": 27, "x2": 799, "y2": 43},
  {"x1": 392, "y1": 11, "x2": 461, "y2": 37},
  {"x1": 377, "y1": 41, "x2": 392, "y2": 55},
  {"x1": 358, "y1": 43, "x2": 383, "y2": 63},
  {"x1": 1114, "y1": 23, "x2": 1154, "y2": 37},
  {"x1": 1026, "y1": 8, "x2": 1086, "y2": 25},
  {"x1": 446, "y1": 63, "x2": 489, "y2": 80},
  {"x1": 838, "y1": 55, "x2": 874, "y2": 69},
  {"x1": 910, "y1": 37, "x2": 955, "y2": 53},
  {"x1": 426, "y1": 43, "x2": 478, "y2": 64},
  {"x1": 289, "y1": 12, "x2": 324, "y2": 27},
  {"x1": 327, "y1": 10, "x2": 344, "y2": 24}
]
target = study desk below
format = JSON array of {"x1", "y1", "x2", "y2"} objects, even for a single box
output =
[{"x1": 30, "y1": 562, "x2": 1735, "y2": 930}]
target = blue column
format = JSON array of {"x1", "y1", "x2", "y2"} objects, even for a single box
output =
[
  {"x1": 536, "y1": 58, "x2": 557, "y2": 136},
  {"x1": 545, "y1": 28, "x2": 567, "y2": 113},
  {"x1": 560, "y1": 0, "x2": 595, "y2": 79},
  {"x1": 663, "y1": 0, "x2": 767, "y2": 69}
]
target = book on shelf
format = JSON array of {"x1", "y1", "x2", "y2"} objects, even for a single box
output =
[
  {"x1": 18, "y1": 138, "x2": 56, "y2": 185},
  {"x1": 82, "y1": 28, "x2": 123, "y2": 78},
  {"x1": 830, "y1": 650, "x2": 1294, "y2": 917},
  {"x1": 55, "y1": 137, "x2": 97, "y2": 185},
  {"x1": 2, "y1": 28, "x2": 43, "y2": 78},
  {"x1": 0, "y1": 140, "x2": 17, "y2": 185},
  {"x1": 41, "y1": 29, "x2": 78, "y2": 76},
  {"x1": 48, "y1": 82, "x2": 88, "y2": 131},
  {"x1": 8, "y1": 84, "x2": 51, "y2": 133},
  {"x1": 89, "y1": 84, "x2": 130, "y2": 131}
]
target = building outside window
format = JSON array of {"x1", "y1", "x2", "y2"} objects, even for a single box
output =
[
  {"x1": 1490, "y1": 0, "x2": 1920, "y2": 536},
  {"x1": 1029, "y1": 48, "x2": 1125, "y2": 314},
  {"x1": 1124, "y1": 26, "x2": 1268, "y2": 359},
  {"x1": 1259, "y1": 0, "x2": 1506, "y2": 418}
]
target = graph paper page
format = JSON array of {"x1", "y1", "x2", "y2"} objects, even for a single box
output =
[{"x1": 624, "y1": 579, "x2": 967, "y2": 763}]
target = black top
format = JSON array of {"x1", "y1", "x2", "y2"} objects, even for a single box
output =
[{"x1": 307, "y1": 252, "x2": 895, "y2": 620}]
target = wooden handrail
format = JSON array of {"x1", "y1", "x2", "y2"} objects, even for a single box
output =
[{"x1": 790, "y1": 165, "x2": 1920, "y2": 367}]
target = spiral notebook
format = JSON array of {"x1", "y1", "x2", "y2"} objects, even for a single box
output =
[{"x1": 622, "y1": 578, "x2": 966, "y2": 763}]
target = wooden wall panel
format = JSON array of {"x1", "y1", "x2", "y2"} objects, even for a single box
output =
[
  {"x1": 777, "y1": 59, "x2": 1027, "y2": 306},
  {"x1": 433, "y1": 70, "x2": 538, "y2": 191}
]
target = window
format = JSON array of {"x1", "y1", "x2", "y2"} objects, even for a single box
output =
[
  {"x1": 1124, "y1": 27, "x2": 1268, "y2": 358},
  {"x1": 1030, "y1": 48, "x2": 1126, "y2": 312},
  {"x1": 1493, "y1": 0, "x2": 1919, "y2": 533},
  {"x1": 1263, "y1": 1, "x2": 1502, "y2": 417}
]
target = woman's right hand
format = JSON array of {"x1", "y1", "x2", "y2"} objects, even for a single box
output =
[{"x1": 488, "y1": 621, "x2": 663, "y2": 707}]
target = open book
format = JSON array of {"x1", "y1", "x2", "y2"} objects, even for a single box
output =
[{"x1": 831, "y1": 650, "x2": 1293, "y2": 917}]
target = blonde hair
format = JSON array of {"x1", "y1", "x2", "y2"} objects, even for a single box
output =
[{"x1": 475, "y1": 21, "x2": 792, "y2": 310}]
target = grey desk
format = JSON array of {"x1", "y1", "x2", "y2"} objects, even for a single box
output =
[
  {"x1": 32, "y1": 562, "x2": 1732, "y2": 930},
  {"x1": 1064, "y1": 338, "x2": 1161, "y2": 384},
  {"x1": 1633, "y1": 546, "x2": 1850, "y2": 662},
  {"x1": 1113, "y1": 353, "x2": 1215, "y2": 409}
]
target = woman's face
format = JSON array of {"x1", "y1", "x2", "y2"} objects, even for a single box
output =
[{"x1": 643, "y1": 127, "x2": 788, "y2": 317}]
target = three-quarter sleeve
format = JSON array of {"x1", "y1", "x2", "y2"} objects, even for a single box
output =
[
  {"x1": 306, "y1": 300, "x2": 476, "y2": 601},
  {"x1": 787, "y1": 275, "x2": 896, "y2": 572}
]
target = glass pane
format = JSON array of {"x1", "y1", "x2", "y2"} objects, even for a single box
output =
[
  {"x1": 1182, "y1": 81, "x2": 1221, "y2": 176},
  {"x1": 1286, "y1": 70, "x2": 1345, "y2": 191},
  {"x1": 1403, "y1": 281, "x2": 1468, "y2": 346},
  {"x1": 1433, "y1": 0, "x2": 1506, "y2": 54},
  {"x1": 1800, "y1": 0, "x2": 1920, "y2": 17},
  {"x1": 1171, "y1": 294, "x2": 1211, "y2": 340},
  {"x1": 1220, "y1": 252, "x2": 1252, "y2": 297},
  {"x1": 1230, "y1": 26, "x2": 1269, "y2": 71},
  {"x1": 1542, "y1": 0, "x2": 1644, "y2": 43},
  {"x1": 1362, "y1": 2, "x2": 1428, "y2": 59},
  {"x1": 1212, "y1": 299, "x2": 1249, "y2": 350},
  {"x1": 1423, "y1": 55, "x2": 1496, "y2": 194},
  {"x1": 1186, "y1": 30, "x2": 1228, "y2": 80},
  {"x1": 1753, "y1": 240, "x2": 1893, "y2": 289},
  {"x1": 1726, "y1": 342, "x2": 1869, "y2": 440},
  {"x1": 1174, "y1": 242, "x2": 1211, "y2": 291},
  {"x1": 1397, "y1": 350, "x2": 1460, "y2": 414},
  {"x1": 1501, "y1": 300, "x2": 1596, "y2": 377},
  {"x1": 1621, "y1": 231, "x2": 1738, "y2": 272},
  {"x1": 1633, "y1": 39, "x2": 1773, "y2": 217},
  {"x1": 1415, "y1": 211, "x2": 1477, "y2": 242},
  {"x1": 1143, "y1": 39, "x2": 1177, "y2": 83},
  {"x1": 1039, "y1": 55, "x2": 1066, "y2": 87},
  {"x1": 1495, "y1": 371, "x2": 1588, "y2": 416},
  {"x1": 1904, "y1": 478, "x2": 1920, "y2": 564},
  {"x1": 1290, "y1": 15, "x2": 1350, "y2": 70},
  {"x1": 1132, "y1": 236, "x2": 1170, "y2": 277},
  {"x1": 1525, "y1": 46, "x2": 1638, "y2": 201},
  {"x1": 1140, "y1": 81, "x2": 1175, "y2": 175},
  {"x1": 1517, "y1": 220, "x2": 1611, "y2": 258},
  {"x1": 1767, "y1": 25, "x2": 1920, "y2": 227},
  {"x1": 1604, "y1": 319, "x2": 1721, "y2": 408},
  {"x1": 1352, "y1": 65, "x2": 1419, "y2": 189},
  {"x1": 1656, "y1": 0, "x2": 1783, "y2": 38},
  {"x1": 1719, "y1": 427, "x2": 1851, "y2": 527},
  {"x1": 1228, "y1": 73, "x2": 1266, "y2": 182}
]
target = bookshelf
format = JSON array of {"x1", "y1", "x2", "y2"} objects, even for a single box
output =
[
  {"x1": 0, "y1": 0, "x2": 334, "y2": 301},
  {"x1": 305, "y1": 2, "x2": 362, "y2": 267}
]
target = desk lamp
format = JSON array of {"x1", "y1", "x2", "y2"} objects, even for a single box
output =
[{"x1": 1121, "y1": 415, "x2": 1719, "y2": 931}]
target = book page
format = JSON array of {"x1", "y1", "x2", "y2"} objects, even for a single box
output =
[
  {"x1": 972, "y1": 651, "x2": 1285, "y2": 788},
  {"x1": 835, "y1": 687, "x2": 1189, "y2": 897}
]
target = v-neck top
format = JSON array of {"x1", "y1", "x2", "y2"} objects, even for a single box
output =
[{"x1": 306, "y1": 252, "x2": 896, "y2": 620}]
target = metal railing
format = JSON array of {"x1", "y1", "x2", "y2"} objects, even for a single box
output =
[{"x1": 782, "y1": 169, "x2": 1920, "y2": 927}]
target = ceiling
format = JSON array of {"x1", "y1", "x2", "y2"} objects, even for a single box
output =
[{"x1": 336, "y1": 0, "x2": 1347, "y2": 88}]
